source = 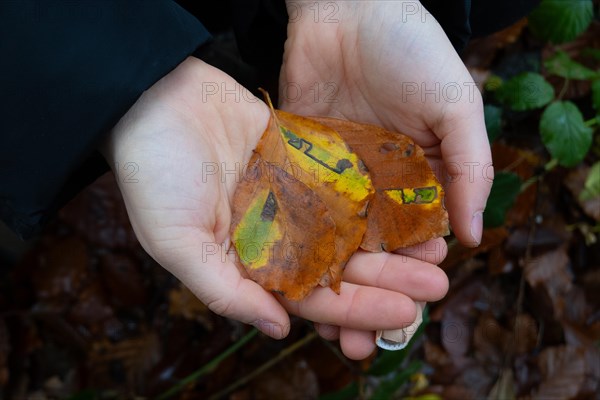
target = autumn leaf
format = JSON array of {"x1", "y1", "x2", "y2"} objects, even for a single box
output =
[
  {"x1": 230, "y1": 93, "x2": 448, "y2": 301},
  {"x1": 231, "y1": 154, "x2": 336, "y2": 301},
  {"x1": 313, "y1": 117, "x2": 449, "y2": 252}
]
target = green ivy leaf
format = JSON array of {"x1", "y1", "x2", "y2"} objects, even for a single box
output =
[
  {"x1": 484, "y1": 172, "x2": 521, "y2": 228},
  {"x1": 484, "y1": 105, "x2": 502, "y2": 142},
  {"x1": 369, "y1": 360, "x2": 422, "y2": 400},
  {"x1": 580, "y1": 161, "x2": 600, "y2": 201},
  {"x1": 540, "y1": 101, "x2": 593, "y2": 167},
  {"x1": 544, "y1": 51, "x2": 599, "y2": 80},
  {"x1": 496, "y1": 72, "x2": 555, "y2": 111},
  {"x1": 592, "y1": 79, "x2": 600, "y2": 115},
  {"x1": 529, "y1": 0, "x2": 594, "y2": 44}
]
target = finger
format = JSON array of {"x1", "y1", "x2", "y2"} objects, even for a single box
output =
[
  {"x1": 164, "y1": 234, "x2": 291, "y2": 339},
  {"x1": 433, "y1": 90, "x2": 493, "y2": 247},
  {"x1": 314, "y1": 322, "x2": 340, "y2": 341},
  {"x1": 280, "y1": 282, "x2": 417, "y2": 331},
  {"x1": 342, "y1": 252, "x2": 449, "y2": 302},
  {"x1": 339, "y1": 328, "x2": 376, "y2": 360},
  {"x1": 393, "y1": 237, "x2": 448, "y2": 265}
]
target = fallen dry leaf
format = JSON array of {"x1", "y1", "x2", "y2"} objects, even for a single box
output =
[
  {"x1": 565, "y1": 166, "x2": 600, "y2": 221},
  {"x1": 524, "y1": 247, "x2": 573, "y2": 319},
  {"x1": 534, "y1": 345, "x2": 600, "y2": 399},
  {"x1": 314, "y1": 116, "x2": 449, "y2": 252},
  {"x1": 230, "y1": 96, "x2": 449, "y2": 301},
  {"x1": 231, "y1": 156, "x2": 336, "y2": 300}
]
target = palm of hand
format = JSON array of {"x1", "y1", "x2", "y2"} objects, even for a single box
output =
[
  {"x1": 280, "y1": 1, "x2": 492, "y2": 246},
  {"x1": 106, "y1": 58, "x2": 450, "y2": 360}
]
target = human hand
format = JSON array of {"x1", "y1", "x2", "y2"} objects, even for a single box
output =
[
  {"x1": 279, "y1": 0, "x2": 492, "y2": 354},
  {"x1": 101, "y1": 57, "x2": 448, "y2": 360},
  {"x1": 280, "y1": 0, "x2": 493, "y2": 246}
]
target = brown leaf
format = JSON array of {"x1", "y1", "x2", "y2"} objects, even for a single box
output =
[
  {"x1": 524, "y1": 247, "x2": 573, "y2": 319},
  {"x1": 249, "y1": 358, "x2": 319, "y2": 400},
  {"x1": 564, "y1": 166, "x2": 600, "y2": 222},
  {"x1": 32, "y1": 236, "x2": 88, "y2": 303},
  {"x1": 88, "y1": 332, "x2": 161, "y2": 390},
  {"x1": 100, "y1": 253, "x2": 147, "y2": 308},
  {"x1": 512, "y1": 313, "x2": 539, "y2": 355},
  {"x1": 473, "y1": 314, "x2": 511, "y2": 367},
  {"x1": 313, "y1": 116, "x2": 449, "y2": 252},
  {"x1": 231, "y1": 155, "x2": 336, "y2": 301},
  {"x1": 168, "y1": 283, "x2": 214, "y2": 330},
  {"x1": 266, "y1": 111, "x2": 373, "y2": 290},
  {"x1": 231, "y1": 97, "x2": 448, "y2": 300},
  {"x1": 441, "y1": 228, "x2": 508, "y2": 271},
  {"x1": 534, "y1": 345, "x2": 600, "y2": 399}
]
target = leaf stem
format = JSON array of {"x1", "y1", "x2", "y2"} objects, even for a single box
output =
[
  {"x1": 157, "y1": 328, "x2": 259, "y2": 400},
  {"x1": 558, "y1": 77, "x2": 570, "y2": 100},
  {"x1": 544, "y1": 158, "x2": 559, "y2": 171},
  {"x1": 208, "y1": 331, "x2": 318, "y2": 400},
  {"x1": 584, "y1": 117, "x2": 598, "y2": 127},
  {"x1": 520, "y1": 159, "x2": 557, "y2": 193}
]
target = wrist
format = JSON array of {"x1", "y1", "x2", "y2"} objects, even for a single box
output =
[{"x1": 100, "y1": 57, "x2": 270, "y2": 175}]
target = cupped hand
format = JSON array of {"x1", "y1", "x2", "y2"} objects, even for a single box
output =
[
  {"x1": 101, "y1": 57, "x2": 448, "y2": 360},
  {"x1": 279, "y1": 0, "x2": 492, "y2": 356},
  {"x1": 280, "y1": 0, "x2": 494, "y2": 246}
]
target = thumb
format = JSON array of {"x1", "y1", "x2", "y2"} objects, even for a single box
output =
[
  {"x1": 434, "y1": 92, "x2": 493, "y2": 247},
  {"x1": 162, "y1": 233, "x2": 291, "y2": 339}
]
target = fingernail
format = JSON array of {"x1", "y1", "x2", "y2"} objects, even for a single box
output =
[
  {"x1": 470, "y1": 211, "x2": 483, "y2": 246},
  {"x1": 252, "y1": 319, "x2": 286, "y2": 339}
]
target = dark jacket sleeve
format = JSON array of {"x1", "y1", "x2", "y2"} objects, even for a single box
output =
[
  {"x1": 421, "y1": 0, "x2": 540, "y2": 51},
  {"x1": 0, "y1": 1, "x2": 210, "y2": 239}
]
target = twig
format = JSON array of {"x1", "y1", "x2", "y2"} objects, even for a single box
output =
[
  {"x1": 157, "y1": 328, "x2": 259, "y2": 400},
  {"x1": 557, "y1": 77, "x2": 570, "y2": 100},
  {"x1": 208, "y1": 331, "x2": 318, "y2": 400}
]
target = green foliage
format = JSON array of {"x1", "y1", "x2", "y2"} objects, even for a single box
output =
[
  {"x1": 369, "y1": 360, "x2": 423, "y2": 399},
  {"x1": 320, "y1": 308, "x2": 430, "y2": 399},
  {"x1": 544, "y1": 51, "x2": 599, "y2": 80},
  {"x1": 495, "y1": 72, "x2": 555, "y2": 111},
  {"x1": 67, "y1": 390, "x2": 99, "y2": 400},
  {"x1": 592, "y1": 79, "x2": 600, "y2": 114},
  {"x1": 528, "y1": 0, "x2": 594, "y2": 43},
  {"x1": 483, "y1": 172, "x2": 522, "y2": 228},
  {"x1": 319, "y1": 382, "x2": 359, "y2": 400},
  {"x1": 580, "y1": 161, "x2": 600, "y2": 201},
  {"x1": 582, "y1": 48, "x2": 600, "y2": 60},
  {"x1": 540, "y1": 101, "x2": 593, "y2": 167},
  {"x1": 484, "y1": 104, "x2": 502, "y2": 142}
]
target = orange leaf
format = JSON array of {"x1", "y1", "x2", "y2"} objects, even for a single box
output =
[
  {"x1": 230, "y1": 94, "x2": 448, "y2": 300},
  {"x1": 230, "y1": 154, "x2": 336, "y2": 301},
  {"x1": 314, "y1": 117, "x2": 449, "y2": 251}
]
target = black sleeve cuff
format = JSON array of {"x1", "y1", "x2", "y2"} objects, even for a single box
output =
[{"x1": 0, "y1": 0, "x2": 211, "y2": 238}]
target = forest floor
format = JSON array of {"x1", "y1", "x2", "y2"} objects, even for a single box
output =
[{"x1": 1, "y1": 18, "x2": 599, "y2": 400}]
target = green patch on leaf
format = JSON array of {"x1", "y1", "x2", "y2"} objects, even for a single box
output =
[
  {"x1": 580, "y1": 162, "x2": 600, "y2": 201},
  {"x1": 544, "y1": 51, "x2": 598, "y2": 80},
  {"x1": 496, "y1": 72, "x2": 554, "y2": 111},
  {"x1": 528, "y1": 0, "x2": 594, "y2": 44},
  {"x1": 540, "y1": 101, "x2": 593, "y2": 167},
  {"x1": 485, "y1": 104, "x2": 502, "y2": 142},
  {"x1": 484, "y1": 172, "x2": 522, "y2": 228}
]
